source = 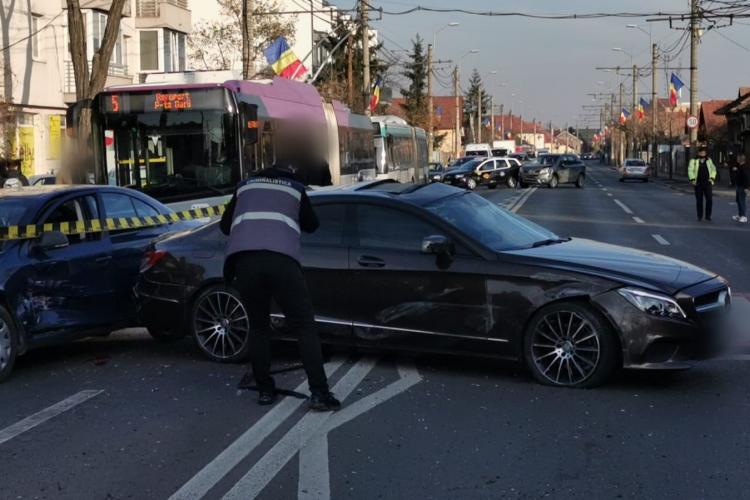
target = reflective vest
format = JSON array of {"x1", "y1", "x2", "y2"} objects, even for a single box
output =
[{"x1": 225, "y1": 176, "x2": 305, "y2": 262}]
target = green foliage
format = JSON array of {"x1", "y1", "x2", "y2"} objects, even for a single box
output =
[
  {"x1": 463, "y1": 69, "x2": 492, "y2": 141},
  {"x1": 399, "y1": 35, "x2": 428, "y2": 129}
]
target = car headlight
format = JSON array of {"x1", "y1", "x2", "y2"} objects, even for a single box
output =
[
  {"x1": 455, "y1": 174, "x2": 464, "y2": 179},
  {"x1": 618, "y1": 288, "x2": 686, "y2": 319},
  {"x1": 539, "y1": 167, "x2": 552, "y2": 175}
]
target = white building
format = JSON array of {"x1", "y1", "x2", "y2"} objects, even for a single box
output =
[{"x1": 0, "y1": 0, "x2": 191, "y2": 177}]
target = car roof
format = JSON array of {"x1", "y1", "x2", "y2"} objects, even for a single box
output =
[
  {"x1": 309, "y1": 180, "x2": 462, "y2": 207},
  {"x1": 0, "y1": 184, "x2": 165, "y2": 206}
]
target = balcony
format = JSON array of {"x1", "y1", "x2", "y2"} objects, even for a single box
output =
[
  {"x1": 63, "y1": 61, "x2": 133, "y2": 102},
  {"x1": 135, "y1": 0, "x2": 191, "y2": 33},
  {"x1": 61, "y1": 0, "x2": 132, "y2": 17}
]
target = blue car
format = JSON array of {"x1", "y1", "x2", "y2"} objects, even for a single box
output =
[{"x1": 0, "y1": 185, "x2": 195, "y2": 381}]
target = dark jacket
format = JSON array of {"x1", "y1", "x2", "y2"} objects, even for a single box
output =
[
  {"x1": 220, "y1": 167, "x2": 318, "y2": 278},
  {"x1": 736, "y1": 162, "x2": 749, "y2": 189}
]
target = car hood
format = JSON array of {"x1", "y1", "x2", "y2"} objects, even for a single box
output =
[
  {"x1": 442, "y1": 168, "x2": 472, "y2": 175},
  {"x1": 504, "y1": 238, "x2": 717, "y2": 293}
]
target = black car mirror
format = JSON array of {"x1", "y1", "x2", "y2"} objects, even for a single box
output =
[
  {"x1": 422, "y1": 235, "x2": 454, "y2": 255},
  {"x1": 36, "y1": 230, "x2": 69, "y2": 251}
]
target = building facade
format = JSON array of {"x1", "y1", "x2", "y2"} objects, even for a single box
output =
[{"x1": 0, "y1": 0, "x2": 191, "y2": 177}]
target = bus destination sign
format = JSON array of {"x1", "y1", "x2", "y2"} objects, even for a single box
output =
[
  {"x1": 154, "y1": 92, "x2": 193, "y2": 110},
  {"x1": 102, "y1": 88, "x2": 226, "y2": 114}
]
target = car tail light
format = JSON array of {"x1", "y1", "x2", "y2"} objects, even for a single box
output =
[{"x1": 140, "y1": 249, "x2": 168, "y2": 273}]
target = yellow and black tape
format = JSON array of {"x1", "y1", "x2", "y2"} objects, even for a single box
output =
[{"x1": 0, "y1": 205, "x2": 226, "y2": 242}]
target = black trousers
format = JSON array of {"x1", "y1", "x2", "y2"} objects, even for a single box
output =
[
  {"x1": 694, "y1": 183, "x2": 713, "y2": 219},
  {"x1": 230, "y1": 251, "x2": 329, "y2": 395}
]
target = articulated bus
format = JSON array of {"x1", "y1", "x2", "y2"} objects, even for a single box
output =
[
  {"x1": 90, "y1": 77, "x2": 375, "y2": 209},
  {"x1": 371, "y1": 115, "x2": 428, "y2": 183}
]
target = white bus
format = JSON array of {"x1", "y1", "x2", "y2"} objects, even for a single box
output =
[{"x1": 372, "y1": 115, "x2": 428, "y2": 183}]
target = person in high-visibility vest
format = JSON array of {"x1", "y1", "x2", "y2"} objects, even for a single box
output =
[{"x1": 688, "y1": 147, "x2": 717, "y2": 221}]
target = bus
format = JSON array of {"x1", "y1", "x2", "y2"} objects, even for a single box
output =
[
  {"x1": 90, "y1": 77, "x2": 375, "y2": 208},
  {"x1": 371, "y1": 115, "x2": 428, "y2": 183}
]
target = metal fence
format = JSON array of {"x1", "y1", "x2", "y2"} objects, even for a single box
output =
[
  {"x1": 64, "y1": 61, "x2": 130, "y2": 94},
  {"x1": 136, "y1": 0, "x2": 188, "y2": 17}
]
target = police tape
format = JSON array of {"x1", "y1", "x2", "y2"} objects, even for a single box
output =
[{"x1": 0, "y1": 205, "x2": 226, "y2": 242}]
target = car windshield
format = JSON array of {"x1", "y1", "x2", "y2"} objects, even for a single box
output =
[
  {"x1": 535, "y1": 155, "x2": 559, "y2": 165},
  {"x1": 465, "y1": 150, "x2": 488, "y2": 157},
  {"x1": 0, "y1": 198, "x2": 34, "y2": 227},
  {"x1": 425, "y1": 192, "x2": 559, "y2": 251},
  {"x1": 448, "y1": 157, "x2": 473, "y2": 167},
  {"x1": 450, "y1": 160, "x2": 482, "y2": 172},
  {"x1": 625, "y1": 160, "x2": 646, "y2": 166}
]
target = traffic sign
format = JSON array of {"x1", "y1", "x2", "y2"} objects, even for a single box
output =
[{"x1": 686, "y1": 115, "x2": 699, "y2": 129}]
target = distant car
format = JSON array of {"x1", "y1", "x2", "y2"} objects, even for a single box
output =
[
  {"x1": 509, "y1": 152, "x2": 532, "y2": 163},
  {"x1": 520, "y1": 154, "x2": 586, "y2": 189},
  {"x1": 0, "y1": 185, "x2": 197, "y2": 382},
  {"x1": 441, "y1": 157, "x2": 519, "y2": 190},
  {"x1": 427, "y1": 162, "x2": 446, "y2": 182},
  {"x1": 619, "y1": 159, "x2": 650, "y2": 182},
  {"x1": 464, "y1": 144, "x2": 492, "y2": 157},
  {"x1": 137, "y1": 181, "x2": 731, "y2": 388},
  {"x1": 29, "y1": 174, "x2": 57, "y2": 186}
]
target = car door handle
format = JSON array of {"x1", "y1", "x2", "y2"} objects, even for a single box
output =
[
  {"x1": 95, "y1": 255, "x2": 112, "y2": 263},
  {"x1": 357, "y1": 255, "x2": 385, "y2": 268}
]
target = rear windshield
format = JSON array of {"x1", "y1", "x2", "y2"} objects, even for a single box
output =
[
  {"x1": 465, "y1": 150, "x2": 489, "y2": 157},
  {"x1": 625, "y1": 160, "x2": 646, "y2": 166}
]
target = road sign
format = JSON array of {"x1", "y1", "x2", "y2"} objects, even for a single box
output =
[{"x1": 686, "y1": 115, "x2": 699, "y2": 129}]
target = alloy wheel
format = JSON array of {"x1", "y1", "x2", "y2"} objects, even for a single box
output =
[
  {"x1": 507, "y1": 175, "x2": 517, "y2": 189},
  {"x1": 467, "y1": 178, "x2": 477, "y2": 190},
  {"x1": 0, "y1": 318, "x2": 10, "y2": 372},
  {"x1": 193, "y1": 291, "x2": 250, "y2": 361},
  {"x1": 530, "y1": 310, "x2": 601, "y2": 386}
]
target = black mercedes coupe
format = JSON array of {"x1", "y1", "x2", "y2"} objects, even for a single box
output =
[{"x1": 135, "y1": 181, "x2": 731, "y2": 388}]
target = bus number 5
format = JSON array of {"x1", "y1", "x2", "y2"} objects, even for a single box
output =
[{"x1": 111, "y1": 95, "x2": 120, "y2": 113}]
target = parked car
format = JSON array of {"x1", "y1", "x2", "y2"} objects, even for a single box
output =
[
  {"x1": 440, "y1": 157, "x2": 518, "y2": 190},
  {"x1": 509, "y1": 152, "x2": 532, "y2": 163},
  {"x1": 520, "y1": 154, "x2": 586, "y2": 188},
  {"x1": 619, "y1": 159, "x2": 650, "y2": 182},
  {"x1": 447, "y1": 156, "x2": 476, "y2": 169},
  {"x1": 29, "y1": 174, "x2": 57, "y2": 186},
  {"x1": 464, "y1": 143, "x2": 492, "y2": 157},
  {"x1": 427, "y1": 162, "x2": 446, "y2": 183},
  {"x1": 136, "y1": 181, "x2": 730, "y2": 388},
  {"x1": 0, "y1": 185, "x2": 197, "y2": 381}
]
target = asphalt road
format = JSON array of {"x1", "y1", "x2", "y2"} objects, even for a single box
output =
[{"x1": 2, "y1": 162, "x2": 750, "y2": 500}]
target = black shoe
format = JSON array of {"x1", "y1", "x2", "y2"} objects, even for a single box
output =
[
  {"x1": 706, "y1": 216, "x2": 712, "y2": 221},
  {"x1": 697, "y1": 217, "x2": 703, "y2": 221},
  {"x1": 309, "y1": 392, "x2": 341, "y2": 412},
  {"x1": 258, "y1": 390, "x2": 277, "y2": 406}
]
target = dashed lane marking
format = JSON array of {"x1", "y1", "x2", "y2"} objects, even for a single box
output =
[
  {"x1": 0, "y1": 390, "x2": 103, "y2": 446},
  {"x1": 613, "y1": 199, "x2": 634, "y2": 215},
  {"x1": 633, "y1": 217, "x2": 645, "y2": 224},
  {"x1": 652, "y1": 234, "x2": 670, "y2": 245}
]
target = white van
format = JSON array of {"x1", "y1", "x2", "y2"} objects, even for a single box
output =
[{"x1": 464, "y1": 143, "x2": 492, "y2": 157}]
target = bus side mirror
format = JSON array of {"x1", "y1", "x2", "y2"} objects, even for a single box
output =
[{"x1": 239, "y1": 102, "x2": 259, "y2": 145}]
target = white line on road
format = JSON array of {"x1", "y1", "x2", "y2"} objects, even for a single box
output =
[
  {"x1": 607, "y1": 193, "x2": 613, "y2": 197},
  {"x1": 222, "y1": 359, "x2": 378, "y2": 500},
  {"x1": 510, "y1": 187, "x2": 538, "y2": 213},
  {"x1": 613, "y1": 199, "x2": 634, "y2": 215},
  {"x1": 0, "y1": 390, "x2": 103, "y2": 446},
  {"x1": 168, "y1": 358, "x2": 345, "y2": 500},
  {"x1": 652, "y1": 234, "x2": 670, "y2": 245},
  {"x1": 298, "y1": 434, "x2": 329, "y2": 500},
  {"x1": 633, "y1": 217, "x2": 645, "y2": 224}
]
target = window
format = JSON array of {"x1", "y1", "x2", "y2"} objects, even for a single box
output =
[
  {"x1": 356, "y1": 205, "x2": 439, "y2": 252},
  {"x1": 302, "y1": 204, "x2": 347, "y2": 246},
  {"x1": 164, "y1": 29, "x2": 186, "y2": 72},
  {"x1": 132, "y1": 198, "x2": 160, "y2": 218},
  {"x1": 101, "y1": 193, "x2": 138, "y2": 219},
  {"x1": 44, "y1": 196, "x2": 99, "y2": 244},
  {"x1": 139, "y1": 30, "x2": 158, "y2": 71},
  {"x1": 31, "y1": 14, "x2": 42, "y2": 59},
  {"x1": 478, "y1": 161, "x2": 495, "y2": 172},
  {"x1": 92, "y1": 11, "x2": 107, "y2": 51}
]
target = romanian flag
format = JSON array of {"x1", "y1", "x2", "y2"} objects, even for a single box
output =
[
  {"x1": 369, "y1": 77, "x2": 382, "y2": 113},
  {"x1": 619, "y1": 108, "x2": 630, "y2": 125},
  {"x1": 264, "y1": 36, "x2": 307, "y2": 79},
  {"x1": 669, "y1": 73, "x2": 685, "y2": 107},
  {"x1": 637, "y1": 98, "x2": 648, "y2": 121}
]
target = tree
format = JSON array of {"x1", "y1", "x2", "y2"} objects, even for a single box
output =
[
  {"x1": 188, "y1": 0, "x2": 296, "y2": 75},
  {"x1": 59, "y1": 0, "x2": 127, "y2": 183},
  {"x1": 399, "y1": 35, "x2": 427, "y2": 129},
  {"x1": 463, "y1": 69, "x2": 491, "y2": 143}
]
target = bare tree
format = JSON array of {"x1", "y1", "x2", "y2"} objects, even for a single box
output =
[
  {"x1": 242, "y1": 0, "x2": 253, "y2": 79},
  {"x1": 60, "y1": 0, "x2": 126, "y2": 182}
]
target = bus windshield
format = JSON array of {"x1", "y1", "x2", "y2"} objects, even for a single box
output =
[{"x1": 95, "y1": 88, "x2": 240, "y2": 203}]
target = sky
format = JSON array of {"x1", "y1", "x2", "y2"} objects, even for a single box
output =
[{"x1": 192, "y1": 0, "x2": 750, "y2": 128}]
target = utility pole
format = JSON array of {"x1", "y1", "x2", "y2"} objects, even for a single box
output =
[
  {"x1": 477, "y1": 87, "x2": 482, "y2": 143},
  {"x1": 619, "y1": 82, "x2": 624, "y2": 165},
  {"x1": 689, "y1": 0, "x2": 700, "y2": 154},
  {"x1": 453, "y1": 65, "x2": 460, "y2": 157},
  {"x1": 651, "y1": 43, "x2": 658, "y2": 175},
  {"x1": 490, "y1": 95, "x2": 495, "y2": 143},
  {"x1": 347, "y1": 36, "x2": 354, "y2": 107},
  {"x1": 632, "y1": 64, "x2": 637, "y2": 159},
  {"x1": 361, "y1": 0, "x2": 371, "y2": 116},
  {"x1": 499, "y1": 104, "x2": 504, "y2": 139},
  {"x1": 427, "y1": 43, "x2": 434, "y2": 161}
]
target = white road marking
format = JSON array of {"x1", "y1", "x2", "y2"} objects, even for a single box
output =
[
  {"x1": 222, "y1": 359, "x2": 378, "y2": 500},
  {"x1": 633, "y1": 216, "x2": 645, "y2": 224},
  {"x1": 0, "y1": 390, "x2": 103, "y2": 446},
  {"x1": 168, "y1": 359, "x2": 345, "y2": 500},
  {"x1": 652, "y1": 234, "x2": 670, "y2": 245},
  {"x1": 299, "y1": 364, "x2": 422, "y2": 500},
  {"x1": 607, "y1": 193, "x2": 613, "y2": 197},
  {"x1": 510, "y1": 187, "x2": 538, "y2": 213},
  {"x1": 613, "y1": 199, "x2": 634, "y2": 214}
]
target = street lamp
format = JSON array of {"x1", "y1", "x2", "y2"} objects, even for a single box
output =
[
  {"x1": 454, "y1": 49, "x2": 479, "y2": 156},
  {"x1": 611, "y1": 47, "x2": 634, "y2": 64},
  {"x1": 428, "y1": 22, "x2": 459, "y2": 162}
]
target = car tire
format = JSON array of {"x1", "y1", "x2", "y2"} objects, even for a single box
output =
[
  {"x1": 147, "y1": 326, "x2": 187, "y2": 342},
  {"x1": 190, "y1": 284, "x2": 252, "y2": 363},
  {"x1": 523, "y1": 301, "x2": 619, "y2": 388},
  {"x1": 506, "y1": 175, "x2": 517, "y2": 189},
  {"x1": 548, "y1": 175, "x2": 559, "y2": 189},
  {"x1": 466, "y1": 178, "x2": 477, "y2": 190},
  {"x1": 519, "y1": 179, "x2": 528, "y2": 188},
  {"x1": 575, "y1": 174, "x2": 585, "y2": 188},
  {"x1": 619, "y1": 178, "x2": 625, "y2": 182},
  {"x1": 488, "y1": 182, "x2": 497, "y2": 190},
  {"x1": 0, "y1": 305, "x2": 18, "y2": 383}
]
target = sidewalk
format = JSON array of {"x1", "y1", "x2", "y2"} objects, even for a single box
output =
[{"x1": 655, "y1": 176, "x2": 736, "y2": 198}]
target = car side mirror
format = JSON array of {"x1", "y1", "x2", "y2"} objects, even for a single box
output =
[
  {"x1": 36, "y1": 230, "x2": 69, "y2": 251},
  {"x1": 422, "y1": 235, "x2": 453, "y2": 255}
]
